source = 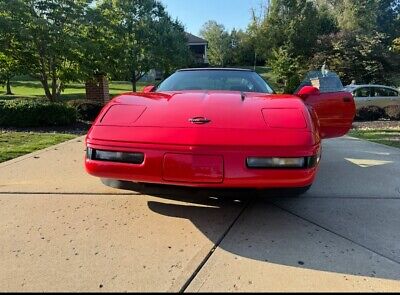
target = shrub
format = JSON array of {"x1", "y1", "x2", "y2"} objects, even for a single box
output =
[
  {"x1": 67, "y1": 100, "x2": 104, "y2": 121},
  {"x1": 355, "y1": 106, "x2": 385, "y2": 121},
  {"x1": 0, "y1": 99, "x2": 77, "y2": 127},
  {"x1": 384, "y1": 105, "x2": 400, "y2": 121}
]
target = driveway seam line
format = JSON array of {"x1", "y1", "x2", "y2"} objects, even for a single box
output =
[
  {"x1": 272, "y1": 202, "x2": 400, "y2": 265},
  {"x1": 179, "y1": 199, "x2": 253, "y2": 293},
  {"x1": 1, "y1": 192, "x2": 399, "y2": 200}
]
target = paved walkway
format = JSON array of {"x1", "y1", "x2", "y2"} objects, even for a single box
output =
[{"x1": 0, "y1": 136, "x2": 399, "y2": 291}]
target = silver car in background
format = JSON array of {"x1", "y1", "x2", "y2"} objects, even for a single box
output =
[{"x1": 345, "y1": 84, "x2": 400, "y2": 111}]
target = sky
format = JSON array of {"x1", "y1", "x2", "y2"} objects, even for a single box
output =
[{"x1": 160, "y1": 0, "x2": 264, "y2": 36}]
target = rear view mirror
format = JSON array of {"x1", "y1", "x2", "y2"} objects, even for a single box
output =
[
  {"x1": 143, "y1": 85, "x2": 155, "y2": 93},
  {"x1": 297, "y1": 86, "x2": 320, "y2": 99}
]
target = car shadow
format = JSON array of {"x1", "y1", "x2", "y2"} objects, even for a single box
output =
[{"x1": 103, "y1": 179, "x2": 400, "y2": 281}]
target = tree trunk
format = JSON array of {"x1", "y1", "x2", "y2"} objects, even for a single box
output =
[
  {"x1": 51, "y1": 76, "x2": 57, "y2": 100},
  {"x1": 51, "y1": 64, "x2": 58, "y2": 100},
  {"x1": 40, "y1": 79, "x2": 54, "y2": 102},
  {"x1": 131, "y1": 79, "x2": 137, "y2": 92},
  {"x1": 56, "y1": 81, "x2": 63, "y2": 100},
  {"x1": 5, "y1": 78, "x2": 13, "y2": 95},
  {"x1": 39, "y1": 59, "x2": 54, "y2": 101}
]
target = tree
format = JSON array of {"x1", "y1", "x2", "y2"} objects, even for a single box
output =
[
  {"x1": 319, "y1": 0, "x2": 400, "y2": 39},
  {"x1": 259, "y1": 0, "x2": 337, "y2": 58},
  {"x1": 254, "y1": 0, "x2": 337, "y2": 92},
  {"x1": 269, "y1": 47, "x2": 302, "y2": 93},
  {"x1": 228, "y1": 29, "x2": 255, "y2": 66},
  {"x1": 0, "y1": 0, "x2": 90, "y2": 101},
  {"x1": 0, "y1": 0, "x2": 22, "y2": 95},
  {"x1": 310, "y1": 31, "x2": 398, "y2": 85},
  {"x1": 0, "y1": 53, "x2": 19, "y2": 95},
  {"x1": 393, "y1": 37, "x2": 400, "y2": 53},
  {"x1": 376, "y1": 0, "x2": 400, "y2": 43},
  {"x1": 95, "y1": 0, "x2": 189, "y2": 91},
  {"x1": 150, "y1": 17, "x2": 191, "y2": 78},
  {"x1": 200, "y1": 21, "x2": 231, "y2": 66}
]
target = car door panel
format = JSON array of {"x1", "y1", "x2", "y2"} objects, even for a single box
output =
[
  {"x1": 303, "y1": 91, "x2": 356, "y2": 139},
  {"x1": 372, "y1": 87, "x2": 392, "y2": 109}
]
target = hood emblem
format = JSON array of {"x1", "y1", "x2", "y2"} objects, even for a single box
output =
[{"x1": 189, "y1": 117, "x2": 211, "y2": 125}]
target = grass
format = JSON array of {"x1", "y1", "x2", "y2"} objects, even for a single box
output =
[
  {"x1": 0, "y1": 81, "x2": 147, "y2": 101},
  {"x1": 0, "y1": 132, "x2": 77, "y2": 163},
  {"x1": 348, "y1": 128, "x2": 400, "y2": 149}
]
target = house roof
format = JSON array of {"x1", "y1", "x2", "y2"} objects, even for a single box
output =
[{"x1": 186, "y1": 32, "x2": 208, "y2": 44}]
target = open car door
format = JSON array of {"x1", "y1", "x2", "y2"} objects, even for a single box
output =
[{"x1": 295, "y1": 71, "x2": 356, "y2": 139}]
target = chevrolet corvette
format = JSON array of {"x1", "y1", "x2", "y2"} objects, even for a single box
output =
[{"x1": 85, "y1": 68, "x2": 355, "y2": 194}]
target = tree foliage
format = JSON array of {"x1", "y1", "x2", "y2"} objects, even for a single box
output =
[
  {"x1": 0, "y1": 0, "x2": 89, "y2": 101},
  {"x1": 250, "y1": 0, "x2": 400, "y2": 92},
  {"x1": 200, "y1": 21, "x2": 231, "y2": 66},
  {"x1": 310, "y1": 31, "x2": 398, "y2": 85},
  {"x1": 0, "y1": 53, "x2": 20, "y2": 94},
  {"x1": 0, "y1": 0, "x2": 190, "y2": 98},
  {"x1": 85, "y1": 0, "x2": 190, "y2": 91}
]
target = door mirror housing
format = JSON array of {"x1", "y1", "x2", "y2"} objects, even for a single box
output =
[
  {"x1": 297, "y1": 86, "x2": 320, "y2": 99},
  {"x1": 143, "y1": 85, "x2": 156, "y2": 93}
]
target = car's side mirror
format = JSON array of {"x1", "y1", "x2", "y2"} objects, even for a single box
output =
[
  {"x1": 143, "y1": 85, "x2": 156, "y2": 93},
  {"x1": 297, "y1": 86, "x2": 320, "y2": 99}
]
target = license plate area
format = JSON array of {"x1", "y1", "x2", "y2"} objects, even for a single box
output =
[{"x1": 162, "y1": 154, "x2": 224, "y2": 183}]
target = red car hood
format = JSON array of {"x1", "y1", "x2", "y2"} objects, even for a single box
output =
[
  {"x1": 95, "y1": 91, "x2": 310, "y2": 130},
  {"x1": 87, "y1": 91, "x2": 318, "y2": 148}
]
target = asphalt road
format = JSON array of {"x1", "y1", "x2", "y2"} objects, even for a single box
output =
[{"x1": 0, "y1": 136, "x2": 399, "y2": 291}]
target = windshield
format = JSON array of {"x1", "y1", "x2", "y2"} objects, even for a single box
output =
[
  {"x1": 295, "y1": 70, "x2": 345, "y2": 94},
  {"x1": 156, "y1": 70, "x2": 274, "y2": 93}
]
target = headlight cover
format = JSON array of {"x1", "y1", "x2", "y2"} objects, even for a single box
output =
[
  {"x1": 87, "y1": 148, "x2": 144, "y2": 164},
  {"x1": 246, "y1": 154, "x2": 320, "y2": 169}
]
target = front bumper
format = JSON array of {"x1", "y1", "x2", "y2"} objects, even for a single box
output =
[{"x1": 85, "y1": 140, "x2": 320, "y2": 189}]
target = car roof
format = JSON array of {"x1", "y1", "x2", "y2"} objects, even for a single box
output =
[
  {"x1": 345, "y1": 84, "x2": 399, "y2": 91},
  {"x1": 177, "y1": 68, "x2": 254, "y2": 72}
]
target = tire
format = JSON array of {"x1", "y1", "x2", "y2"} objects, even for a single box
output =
[
  {"x1": 100, "y1": 178, "x2": 143, "y2": 190},
  {"x1": 286, "y1": 185, "x2": 312, "y2": 196},
  {"x1": 100, "y1": 178, "x2": 312, "y2": 198},
  {"x1": 260, "y1": 185, "x2": 312, "y2": 198}
]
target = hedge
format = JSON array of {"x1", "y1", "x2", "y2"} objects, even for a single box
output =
[
  {"x1": 355, "y1": 106, "x2": 386, "y2": 121},
  {"x1": 384, "y1": 105, "x2": 400, "y2": 120},
  {"x1": 355, "y1": 105, "x2": 400, "y2": 121},
  {"x1": 67, "y1": 99, "x2": 104, "y2": 121},
  {"x1": 0, "y1": 99, "x2": 77, "y2": 127}
]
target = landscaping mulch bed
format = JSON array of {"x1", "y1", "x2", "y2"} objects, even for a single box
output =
[
  {"x1": 0, "y1": 120, "x2": 91, "y2": 135},
  {"x1": 352, "y1": 120, "x2": 400, "y2": 130}
]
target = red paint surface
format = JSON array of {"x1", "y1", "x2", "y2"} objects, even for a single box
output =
[
  {"x1": 162, "y1": 154, "x2": 224, "y2": 183},
  {"x1": 85, "y1": 89, "x2": 354, "y2": 188}
]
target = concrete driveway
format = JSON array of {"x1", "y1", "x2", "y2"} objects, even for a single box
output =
[{"x1": 0, "y1": 136, "x2": 399, "y2": 292}]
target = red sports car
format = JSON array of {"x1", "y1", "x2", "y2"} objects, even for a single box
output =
[{"x1": 85, "y1": 68, "x2": 355, "y2": 194}]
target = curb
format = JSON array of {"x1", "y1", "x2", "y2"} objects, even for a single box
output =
[{"x1": 0, "y1": 135, "x2": 86, "y2": 169}]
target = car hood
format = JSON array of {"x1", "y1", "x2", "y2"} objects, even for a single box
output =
[{"x1": 95, "y1": 91, "x2": 310, "y2": 130}]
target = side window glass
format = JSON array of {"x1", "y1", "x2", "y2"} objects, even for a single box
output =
[
  {"x1": 374, "y1": 87, "x2": 388, "y2": 97},
  {"x1": 355, "y1": 88, "x2": 371, "y2": 97},
  {"x1": 387, "y1": 89, "x2": 398, "y2": 97}
]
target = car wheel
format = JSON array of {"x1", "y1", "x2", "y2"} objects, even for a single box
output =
[
  {"x1": 100, "y1": 178, "x2": 143, "y2": 190},
  {"x1": 259, "y1": 185, "x2": 312, "y2": 198},
  {"x1": 286, "y1": 185, "x2": 312, "y2": 197}
]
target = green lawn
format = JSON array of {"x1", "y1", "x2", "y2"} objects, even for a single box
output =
[
  {"x1": 0, "y1": 132, "x2": 77, "y2": 163},
  {"x1": 349, "y1": 128, "x2": 400, "y2": 149},
  {"x1": 0, "y1": 81, "x2": 147, "y2": 100}
]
